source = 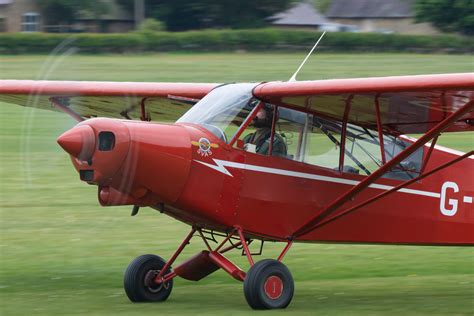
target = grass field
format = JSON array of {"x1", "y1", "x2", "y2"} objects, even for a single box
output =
[{"x1": 0, "y1": 53, "x2": 473, "y2": 315}]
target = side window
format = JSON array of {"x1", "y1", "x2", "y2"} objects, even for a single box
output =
[
  {"x1": 343, "y1": 125, "x2": 383, "y2": 175},
  {"x1": 275, "y1": 108, "x2": 306, "y2": 160},
  {"x1": 301, "y1": 115, "x2": 423, "y2": 179},
  {"x1": 302, "y1": 116, "x2": 341, "y2": 170},
  {"x1": 235, "y1": 105, "x2": 422, "y2": 181},
  {"x1": 382, "y1": 137, "x2": 423, "y2": 180},
  {"x1": 301, "y1": 116, "x2": 382, "y2": 175},
  {"x1": 238, "y1": 106, "x2": 263, "y2": 153},
  {"x1": 237, "y1": 105, "x2": 304, "y2": 160},
  {"x1": 238, "y1": 104, "x2": 282, "y2": 156}
]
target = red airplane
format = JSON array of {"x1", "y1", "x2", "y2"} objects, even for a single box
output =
[{"x1": 0, "y1": 73, "x2": 473, "y2": 309}]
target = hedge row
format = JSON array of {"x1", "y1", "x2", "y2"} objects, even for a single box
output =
[{"x1": 0, "y1": 28, "x2": 472, "y2": 54}]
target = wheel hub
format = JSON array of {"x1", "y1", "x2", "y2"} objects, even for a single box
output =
[
  {"x1": 144, "y1": 270, "x2": 164, "y2": 293},
  {"x1": 264, "y1": 275, "x2": 284, "y2": 300}
]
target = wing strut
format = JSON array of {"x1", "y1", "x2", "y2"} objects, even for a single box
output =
[
  {"x1": 302, "y1": 150, "x2": 473, "y2": 232},
  {"x1": 292, "y1": 100, "x2": 474, "y2": 238},
  {"x1": 420, "y1": 135, "x2": 439, "y2": 175}
]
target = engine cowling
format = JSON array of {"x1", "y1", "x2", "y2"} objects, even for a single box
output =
[{"x1": 57, "y1": 118, "x2": 192, "y2": 206}]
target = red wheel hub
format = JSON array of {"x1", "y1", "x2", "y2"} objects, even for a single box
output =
[{"x1": 264, "y1": 275, "x2": 283, "y2": 300}]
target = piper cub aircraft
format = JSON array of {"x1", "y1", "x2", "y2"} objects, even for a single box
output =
[{"x1": 0, "y1": 72, "x2": 473, "y2": 309}]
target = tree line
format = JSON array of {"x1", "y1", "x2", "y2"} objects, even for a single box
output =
[
  {"x1": 37, "y1": 0, "x2": 473, "y2": 35},
  {"x1": 38, "y1": 0, "x2": 294, "y2": 31}
]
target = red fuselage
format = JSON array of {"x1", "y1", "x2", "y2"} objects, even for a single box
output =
[{"x1": 57, "y1": 117, "x2": 474, "y2": 245}]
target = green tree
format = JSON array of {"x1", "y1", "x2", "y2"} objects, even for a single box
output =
[
  {"x1": 37, "y1": 0, "x2": 75, "y2": 25},
  {"x1": 37, "y1": 0, "x2": 107, "y2": 25},
  {"x1": 117, "y1": 0, "x2": 294, "y2": 31},
  {"x1": 414, "y1": 0, "x2": 474, "y2": 35},
  {"x1": 313, "y1": 0, "x2": 333, "y2": 13}
]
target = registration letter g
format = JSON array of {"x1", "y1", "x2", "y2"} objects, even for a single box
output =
[{"x1": 440, "y1": 181, "x2": 459, "y2": 216}]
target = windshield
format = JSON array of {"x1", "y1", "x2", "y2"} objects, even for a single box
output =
[{"x1": 177, "y1": 83, "x2": 258, "y2": 142}]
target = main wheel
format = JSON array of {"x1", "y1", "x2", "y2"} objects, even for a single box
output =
[
  {"x1": 243, "y1": 259, "x2": 294, "y2": 309},
  {"x1": 124, "y1": 254, "x2": 173, "y2": 302}
]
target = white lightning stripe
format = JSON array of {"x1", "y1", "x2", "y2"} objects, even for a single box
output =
[
  {"x1": 195, "y1": 159, "x2": 441, "y2": 199},
  {"x1": 217, "y1": 159, "x2": 359, "y2": 185},
  {"x1": 464, "y1": 196, "x2": 473, "y2": 203},
  {"x1": 194, "y1": 159, "x2": 234, "y2": 177}
]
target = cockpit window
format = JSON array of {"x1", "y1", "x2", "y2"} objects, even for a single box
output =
[
  {"x1": 300, "y1": 116, "x2": 423, "y2": 179},
  {"x1": 177, "y1": 83, "x2": 258, "y2": 142}
]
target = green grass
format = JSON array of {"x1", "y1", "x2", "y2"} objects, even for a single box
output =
[
  {"x1": 0, "y1": 53, "x2": 473, "y2": 315},
  {"x1": 0, "y1": 53, "x2": 472, "y2": 82}
]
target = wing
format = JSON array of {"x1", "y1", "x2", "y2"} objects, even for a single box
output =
[
  {"x1": 0, "y1": 80, "x2": 218, "y2": 121},
  {"x1": 253, "y1": 73, "x2": 474, "y2": 134}
]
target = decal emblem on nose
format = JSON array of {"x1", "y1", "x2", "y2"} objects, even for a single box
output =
[{"x1": 191, "y1": 137, "x2": 219, "y2": 157}]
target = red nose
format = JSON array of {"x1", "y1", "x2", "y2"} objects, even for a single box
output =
[{"x1": 57, "y1": 125, "x2": 96, "y2": 160}]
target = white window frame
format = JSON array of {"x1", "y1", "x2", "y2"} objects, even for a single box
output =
[{"x1": 21, "y1": 12, "x2": 40, "y2": 32}]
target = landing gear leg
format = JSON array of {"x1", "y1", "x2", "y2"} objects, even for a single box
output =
[{"x1": 123, "y1": 226, "x2": 296, "y2": 309}]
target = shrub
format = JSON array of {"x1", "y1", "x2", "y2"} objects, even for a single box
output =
[
  {"x1": 137, "y1": 19, "x2": 165, "y2": 33},
  {"x1": 0, "y1": 29, "x2": 471, "y2": 54}
]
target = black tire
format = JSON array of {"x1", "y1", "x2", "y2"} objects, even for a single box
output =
[
  {"x1": 243, "y1": 259, "x2": 294, "y2": 309},
  {"x1": 124, "y1": 254, "x2": 173, "y2": 302}
]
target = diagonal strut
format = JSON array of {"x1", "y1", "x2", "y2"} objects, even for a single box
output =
[{"x1": 292, "y1": 100, "x2": 474, "y2": 238}]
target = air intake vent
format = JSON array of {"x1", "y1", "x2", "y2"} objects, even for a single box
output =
[
  {"x1": 80, "y1": 170, "x2": 94, "y2": 182},
  {"x1": 98, "y1": 131, "x2": 115, "y2": 151}
]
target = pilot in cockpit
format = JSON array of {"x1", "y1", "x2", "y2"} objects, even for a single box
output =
[{"x1": 243, "y1": 104, "x2": 287, "y2": 157}]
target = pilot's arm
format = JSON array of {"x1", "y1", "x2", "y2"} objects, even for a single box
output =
[
  {"x1": 269, "y1": 134, "x2": 287, "y2": 157},
  {"x1": 243, "y1": 133, "x2": 254, "y2": 144},
  {"x1": 257, "y1": 133, "x2": 287, "y2": 157}
]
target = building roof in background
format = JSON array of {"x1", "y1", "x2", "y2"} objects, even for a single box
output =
[
  {"x1": 326, "y1": 0, "x2": 415, "y2": 18},
  {"x1": 271, "y1": 2, "x2": 328, "y2": 26}
]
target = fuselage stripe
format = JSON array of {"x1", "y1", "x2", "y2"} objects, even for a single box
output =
[{"x1": 197, "y1": 159, "x2": 441, "y2": 199}]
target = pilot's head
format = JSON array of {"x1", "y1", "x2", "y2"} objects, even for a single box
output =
[{"x1": 252, "y1": 104, "x2": 274, "y2": 128}]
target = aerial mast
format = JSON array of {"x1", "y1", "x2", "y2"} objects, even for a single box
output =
[{"x1": 289, "y1": 31, "x2": 326, "y2": 82}]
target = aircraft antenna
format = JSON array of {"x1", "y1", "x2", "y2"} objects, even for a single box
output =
[{"x1": 289, "y1": 31, "x2": 326, "y2": 82}]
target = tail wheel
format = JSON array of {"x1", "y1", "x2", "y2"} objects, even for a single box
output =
[
  {"x1": 124, "y1": 254, "x2": 173, "y2": 302},
  {"x1": 243, "y1": 259, "x2": 294, "y2": 309}
]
